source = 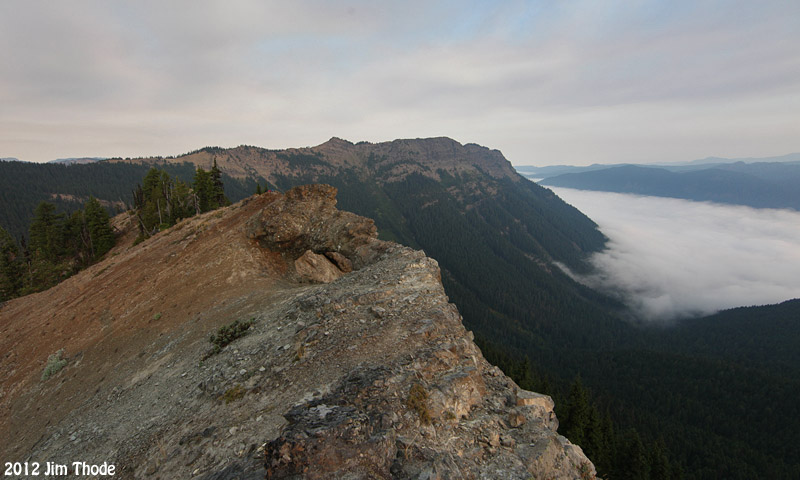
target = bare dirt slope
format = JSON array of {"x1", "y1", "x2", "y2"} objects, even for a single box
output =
[
  {"x1": 0, "y1": 185, "x2": 594, "y2": 479},
  {"x1": 1, "y1": 189, "x2": 293, "y2": 456}
]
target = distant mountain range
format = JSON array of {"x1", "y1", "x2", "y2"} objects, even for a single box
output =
[
  {"x1": 669, "y1": 152, "x2": 800, "y2": 166},
  {"x1": 517, "y1": 152, "x2": 800, "y2": 178},
  {"x1": 1, "y1": 157, "x2": 107, "y2": 164},
  {"x1": 48, "y1": 157, "x2": 107, "y2": 164},
  {"x1": 518, "y1": 154, "x2": 800, "y2": 210}
]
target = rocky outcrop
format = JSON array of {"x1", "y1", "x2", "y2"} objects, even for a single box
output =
[
  {"x1": 259, "y1": 243, "x2": 596, "y2": 479},
  {"x1": 294, "y1": 250, "x2": 344, "y2": 283},
  {"x1": 0, "y1": 185, "x2": 594, "y2": 479},
  {"x1": 245, "y1": 184, "x2": 384, "y2": 270}
]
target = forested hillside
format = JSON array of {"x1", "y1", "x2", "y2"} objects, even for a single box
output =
[
  {"x1": 0, "y1": 160, "x2": 264, "y2": 242},
  {"x1": 597, "y1": 300, "x2": 800, "y2": 479}
]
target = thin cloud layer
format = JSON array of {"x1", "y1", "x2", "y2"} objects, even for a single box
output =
[
  {"x1": 0, "y1": 1, "x2": 798, "y2": 163},
  {"x1": 551, "y1": 187, "x2": 800, "y2": 322}
]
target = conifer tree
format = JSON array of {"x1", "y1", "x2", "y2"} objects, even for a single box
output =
[
  {"x1": 563, "y1": 377, "x2": 591, "y2": 446},
  {"x1": 209, "y1": 159, "x2": 229, "y2": 207},
  {"x1": 595, "y1": 409, "x2": 617, "y2": 477},
  {"x1": 584, "y1": 403, "x2": 604, "y2": 464},
  {"x1": 26, "y1": 202, "x2": 70, "y2": 293},
  {"x1": 171, "y1": 179, "x2": 193, "y2": 221},
  {"x1": 63, "y1": 210, "x2": 90, "y2": 265},
  {"x1": 193, "y1": 167, "x2": 214, "y2": 213},
  {"x1": 29, "y1": 201, "x2": 65, "y2": 262},
  {"x1": 649, "y1": 438, "x2": 671, "y2": 480},
  {"x1": 141, "y1": 167, "x2": 162, "y2": 204},
  {"x1": 0, "y1": 226, "x2": 23, "y2": 301},
  {"x1": 84, "y1": 197, "x2": 115, "y2": 258},
  {"x1": 616, "y1": 429, "x2": 651, "y2": 480}
]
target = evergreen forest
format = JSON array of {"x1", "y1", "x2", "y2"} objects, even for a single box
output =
[
  {"x1": 0, "y1": 160, "x2": 264, "y2": 243},
  {"x1": 0, "y1": 197, "x2": 114, "y2": 300},
  {"x1": 0, "y1": 164, "x2": 231, "y2": 303}
]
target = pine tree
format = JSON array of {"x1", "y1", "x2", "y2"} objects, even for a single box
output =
[
  {"x1": 193, "y1": 167, "x2": 214, "y2": 213},
  {"x1": 256, "y1": 183, "x2": 262, "y2": 195},
  {"x1": 63, "y1": 210, "x2": 90, "y2": 265},
  {"x1": 141, "y1": 167, "x2": 162, "y2": 204},
  {"x1": 171, "y1": 179, "x2": 193, "y2": 221},
  {"x1": 84, "y1": 197, "x2": 115, "y2": 259},
  {"x1": 209, "y1": 159, "x2": 228, "y2": 207},
  {"x1": 616, "y1": 428, "x2": 651, "y2": 480},
  {"x1": 649, "y1": 438, "x2": 671, "y2": 480},
  {"x1": 132, "y1": 167, "x2": 210, "y2": 241},
  {"x1": 584, "y1": 404, "x2": 604, "y2": 463},
  {"x1": 0, "y1": 226, "x2": 23, "y2": 301},
  {"x1": 25, "y1": 202, "x2": 71, "y2": 293},
  {"x1": 563, "y1": 377, "x2": 591, "y2": 446},
  {"x1": 595, "y1": 408, "x2": 617, "y2": 478},
  {"x1": 29, "y1": 201, "x2": 65, "y2": 262}
]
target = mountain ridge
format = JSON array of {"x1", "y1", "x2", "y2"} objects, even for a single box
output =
[
  {"x1": 0, "y1": 184, "x2": 595, "y2": 479},
  {"x1": 106, "y1": 136, "x2": 521, "y2": 186}
]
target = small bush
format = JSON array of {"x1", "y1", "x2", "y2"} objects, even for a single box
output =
[
  {"x1": 407, "y1": 383, "x2": 431, "y2": 424},
  {"x1": 42, "y1": 349, "x2": 67, "y2": 381},
  {"x1": 294, "y1": 344, "x2": 305, "y2": 362},
  {"x1": 152, "y1": 312, "x2": 162, "y2": 321},
  {"x1": 578, "y1": 461, "x2": 595, "y2": 480},
  {"x1": 203, "y1": 318, "x2": 255, "y2": 360},
  {"x1": 222, "y1": 384, "x2": 246, "y2": 404}
]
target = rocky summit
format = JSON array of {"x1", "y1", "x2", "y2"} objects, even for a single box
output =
[{"x1": 0, "y1": 185, "x2": 594, "y2": 479}]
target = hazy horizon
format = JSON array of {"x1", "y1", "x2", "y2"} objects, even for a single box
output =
[{"x1": 550, "y1": 187, "x2": 800, "y2": 322}]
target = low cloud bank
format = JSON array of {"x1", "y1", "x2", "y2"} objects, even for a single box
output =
[{"x1": 550, "y1": 187, "x2": 800, "y2": 322}]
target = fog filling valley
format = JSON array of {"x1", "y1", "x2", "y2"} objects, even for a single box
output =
[{"x1": 549, "y1": 187, "x2": 800, "y2": 322}]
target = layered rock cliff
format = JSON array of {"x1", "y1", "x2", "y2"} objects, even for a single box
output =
[
  {"x1": 0, "y1": 185, "x2": 595, "y2": 479},
  {"x1": 107, "y1": 136, "x2": 521, "y2": 186}
]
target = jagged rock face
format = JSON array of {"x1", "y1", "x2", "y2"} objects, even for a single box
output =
[
  {"x1": 245, "y1": 184, "x2": 382, "y2": 270},
  {"x1": 0, "y1": 185, "x2": 594, "y2": 479}
]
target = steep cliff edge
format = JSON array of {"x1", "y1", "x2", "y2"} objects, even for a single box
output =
[{"x1": 0, "y1": 185, "x2": 594, "y2": 479}]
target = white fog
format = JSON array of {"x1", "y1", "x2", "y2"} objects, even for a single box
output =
[{"x1": 549, "y1": 187, "x2": 800, "y2": 322}]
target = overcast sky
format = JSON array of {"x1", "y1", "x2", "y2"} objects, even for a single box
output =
[
  {"x1": 1, "y1": 1, "x2": 798, "y2": 165},
  {"x1": 551, "y1": 187, "x2": 800, "y2": 322}
]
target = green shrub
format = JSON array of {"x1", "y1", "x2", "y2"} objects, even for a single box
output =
[
  {"x1": 407, "y1": 383, "x2": 431, "y2": 424},
  {"x1": 578, "y1": 461, "x2": 594, "y2": 480},
  {"x1": 222, "y1": 384, "x2": 246, "y2": 404},
  {"x1": 203, "y1": 318, "x2": 255, "y2": 360},
  {"x1": 41, "y1": 349, "x2": 67, "y2": 381}
]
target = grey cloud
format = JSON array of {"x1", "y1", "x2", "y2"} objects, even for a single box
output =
[
  {"x1": 551, "y1": 187, "x2": 800, "y2": 322},
  {"x1": 0, "y1": 1, "x2": 798, "y2": 163}
]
